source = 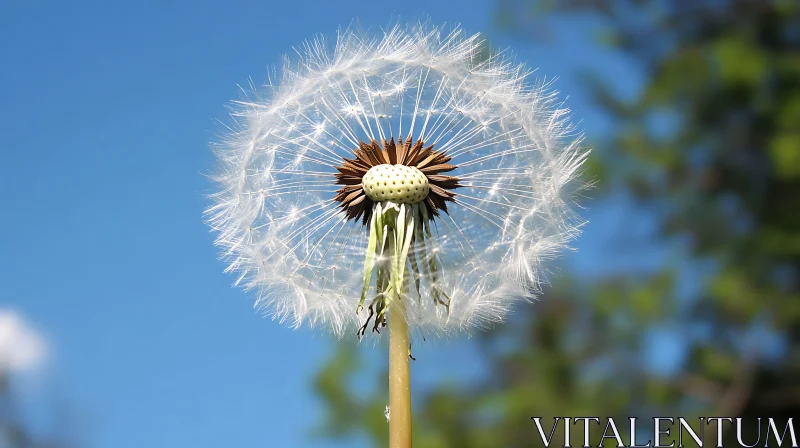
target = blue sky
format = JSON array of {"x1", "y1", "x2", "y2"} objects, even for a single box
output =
[{"x1": 0, "y1": 1, "x2": 661, "y2": 447}]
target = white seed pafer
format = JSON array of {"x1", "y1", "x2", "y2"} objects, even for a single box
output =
[{"x1": 362, "y1": 164, "x2": 430, "y2": 204}]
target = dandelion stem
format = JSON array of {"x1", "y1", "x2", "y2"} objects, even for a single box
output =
[{"x1": 389, "y1": 298, "x2": 412, "y2": 448}]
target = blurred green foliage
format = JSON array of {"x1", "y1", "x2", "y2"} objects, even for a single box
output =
[
  {"x1": 314, "y1": 1, "x2": 800, "y2": 446},
  {"x1": 0, "y1": 373, "x2": 74, "y2": 448}
]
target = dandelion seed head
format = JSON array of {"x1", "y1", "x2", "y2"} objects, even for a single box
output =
[{"x1": 207, "y1": 21, "x2": 589, "y2": 339}]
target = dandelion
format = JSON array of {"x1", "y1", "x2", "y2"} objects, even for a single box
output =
[
  {"x1": 207, "y1": 22, "x2": 588, "y2": 447},
  {"x1": 0, "y1": 309, "x2": 47, "y2": 373}
]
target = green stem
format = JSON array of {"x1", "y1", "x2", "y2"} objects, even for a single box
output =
[
  {"x1": 389, "y1": 298, "x2": 412, "y2": 448},
  {"x1": 388, "y1": 203, "x2": 413, "y2": 447}
]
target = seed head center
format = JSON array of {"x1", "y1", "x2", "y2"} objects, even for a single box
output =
[{"x1": 362, "y1": 164, "x2": 430, "y2": 204}]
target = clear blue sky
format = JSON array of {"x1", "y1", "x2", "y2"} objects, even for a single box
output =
[{"x1": 0, "y1": 1, "x2": 660, "y2": 447}]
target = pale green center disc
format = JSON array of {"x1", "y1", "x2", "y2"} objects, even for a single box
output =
[{"x1": 362, "y1": 164, "x2": 430, "y2": 204}]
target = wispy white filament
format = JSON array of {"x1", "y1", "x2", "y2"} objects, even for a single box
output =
[{"x1": 207, "y1": 22, "x2": 588, "y2": 338}]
